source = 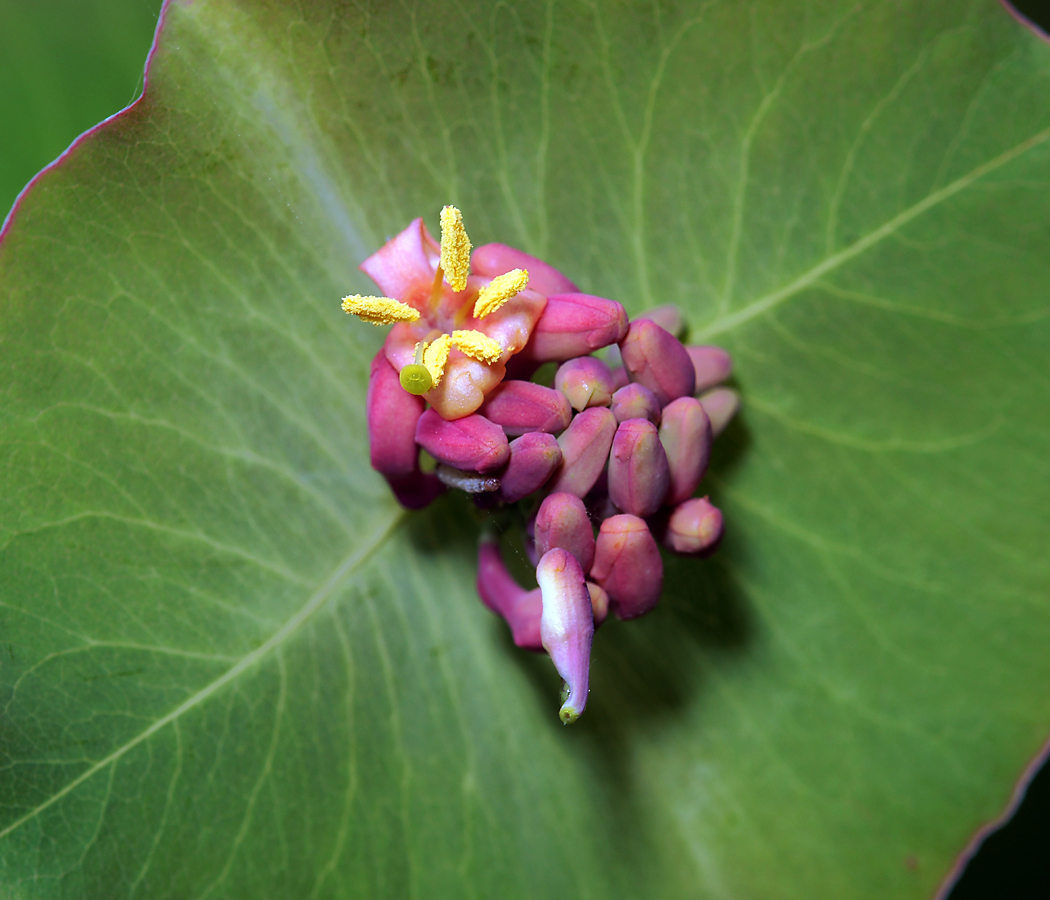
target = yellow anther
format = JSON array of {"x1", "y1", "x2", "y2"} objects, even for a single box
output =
[
  {"x1": 473, "y1": 268, "x2": 529, "y2": 318},
  {"x1": 422, "y1": 334, "x2": 451, "y2": 387},
  {"x1": 451, "y1": 329, "x2": 503, "y2": 364},
  {"x1": 341, "y1": 295, "x2": 420, "y2": 325},
  {"x1": 439, "y1": 205, "x2": 471, "y2": 292}
]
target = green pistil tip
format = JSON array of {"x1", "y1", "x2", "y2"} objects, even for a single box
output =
[{"x1": 399, "y1": 363, "x2": 432, "y2": 395}]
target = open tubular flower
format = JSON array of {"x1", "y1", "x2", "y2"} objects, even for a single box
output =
[{"x1": 340, "y1": 210, "x2": 739, "y2": 723}]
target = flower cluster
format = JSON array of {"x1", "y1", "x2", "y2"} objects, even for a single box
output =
[{"x1": 343, "y1": 207, "x2": 738, "y2": 723}]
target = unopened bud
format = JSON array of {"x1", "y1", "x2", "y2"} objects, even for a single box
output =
[
  {"x1": 555, "y1": 356, "x2": 616, "y2": 411},
  {"x1": 697, "y1": 387, "x2": 740, "y2": 437},
  {"x1": 479, "y1": 380, "x2": 572, "y2": 436},
  {"x1": 659, "y1": 397, "x2": 713, "y2": 505},
  {"x1": 619, "y1": 319, "x2": 696, "y2": 407},
  {"x1": 635, "y1": 304, "x2": 686, "y2": 338},
  {"x1": 476, "y1": 541, "x2": 543, "y2": 650},
  {"x1": 496, "y1": 433, "x2": 562, "y2": 503},
  {"x1": 547, "y1": 407, "x2": 617, "y2": 498},
  {"x1": 367, "y1": 351, "x2": 424, "y2": 478},
  {"x1": 534, "y1": 492, "x2": 595, "y2": 572},
  {"x1": 415, "y1": 409, "x2": 510, "y2": 472},
  {"x1": 524, "y1": 293, "x2": 629, "y2": 362},
  {"x1": 385, "y1": 470, "x2": 446, "y2": 510},
  {"x1": 586, "y1": 582, "x2": 610, "y2": 627},
  {"x1": 685, "y1": 345, "x2": 733, "y2": 393},
  {"x1": 607, "y1": 419, "x2": 670, "y2": 517},
  {"x1": 610, "y1": 383, "x2": 661, "y2": 425},
  {"x1": 537, "y1": 548, "x2": 594, "y2": 724},
  {"x1": 664, "y1": 497, "x2": 723, "y2": 556},
  {"x1": 591, "y1": 514, "x2": 663, "y2": 620},
  {"x1": 471, "y1": 243, "x2": 579, "y2": 296}
]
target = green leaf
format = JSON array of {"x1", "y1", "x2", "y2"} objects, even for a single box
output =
[{"x1": 2, "y1": 0, "x2": 1049, "y2": 897}]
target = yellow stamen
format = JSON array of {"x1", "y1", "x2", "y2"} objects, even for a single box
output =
[
  {"x1": 341, "y1": 295, "x2": 420, "y2": 325},
  {"x1": 439, "y1": 206, "x2": 471, "y2": 292},
  {"x1": 423, "y1": 334, "x2": 451, "y2": 387},
  {"x1": 473, "y1": 268, "x2": 529, "y2": 318},
  {"x1": 451, "y1": 329, "x2": 502, "y2": 364}
]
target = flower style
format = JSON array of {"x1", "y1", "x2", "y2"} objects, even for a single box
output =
[{"x1": 339, "y1": 207, "x2": 738, "y2": 724}]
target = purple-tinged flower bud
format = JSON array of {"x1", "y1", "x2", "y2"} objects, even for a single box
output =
[
  {"x1": 664, "y1": 497, "x2": 724, "y2": 556},
  {"x1": 367, "y1": 351, "x2": 424, "y2": 479},
  {"x1": 534, "y1": 492, "x2": 595, "y2": 572},
  {"x1": 610, "y1": 383, "x2": 661, "y2": 425},
  {"x1": 471, "y1": 243, "x2": 579, "y2": 296},
  {"x1": 698, "y1": 387, "x2": 740, "y2": 437},
  {"x1": 587, "y1": 582, "x2": 610, "y2": 627},
  {"x1": 476, "y1": 541, "x2": 543, "y2": 650},
  {"x1": 609, "y1": 365, "x2": 629, "y2": 390},
  {"x1": 635, "y1": 304, "x2": 685, "y2": 338},
  {"x1": 537, "y1": 548, "x2": 594, "y2": 724},
  {"x1": 524, "y1": 294, "x2": 630, "y2": 362},
  {"x1": 386, "y1": 471, "x2": 446, "y2": 510},
  {"x1": 659, "y1": 397, "x2": 713, "y2": 505},
  {"x1": 607, "y1": 419, "x2": 670, "y2": 517},
  {"x1": 555, "y1": 356, "x2": 616, "y2": 411},
  {"x1": 591, "y1": 514, "x2": 663, "y2": 620},
  {"x1": 686, "y1": 345, "x2": 733, "y2": 394},
  {"x1": 496, "y1": 433, "x2": 562, "y2": 503},
  {"x1": 479, "y1": 380, "x2": 571, "y2": 436},
  {"x1": 415, "y1": 409, "x2": 509, "y2": 473},
  {"x1": 547, "y1": 407, "x2": 617, "y2": 498},
  {"x1": 619, "y1": 319, "x2": 696, "y2": 407}
]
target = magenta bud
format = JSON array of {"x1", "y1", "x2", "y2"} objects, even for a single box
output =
[
  {"x1": 415, "y1": 409, "x2": 510, "y2": 473},
  {"x1": 610, "y1": 382, "x2": 661, "y2": 425},
  {"x1": 554, "y1": 357, "x2": 617, "y2": 411},
  {"x1": 607, "y1": 419, "x2": 670, "y2": 517},
  {"x1": 367, "y1": 351, "x2": 424, "y2": 478},
  {"x1": 698, "y1": 387, "x2": 740, "y2": 437},
  {"x1": 554, "y1": 356, "x2": 616, "y2": 411},
  {"x1": 686, "y1": 345, "x2": 733, "y2": 393},
  {"x1": 547, "y1": 407, "x2": 617, "y2": 498},
  {"x1": 609, "y1": 365, "x2": 629, "y2": 390},
  {"x1": 619, "y1": 319, "x2": 696, "y2": 407},
  {"x1": 659, "y1": 397, "x2": 713, "y2": 505},
  {"x1": 476, "y1": 541, "x2": 543, "y2": 650},
  {"x1": 587, "y1": 582, "x2": 610, "y2": 627},
  {"x1": 386, "y1": 470, "x2": 446, "y2": 510},
  {"x1": 537, "y1": 548, "x2": 594, "y2": 724},
  {"x1": 497, "y1": 432, "x2": 562, "y2": 503},
  {"x1": 590, "y1": 514, "x2": 663, "y2": 620},
  {"x1": 479, "y1": 380, "x2": 572, "y2": 436},
  {"x1": 524, "y1": 293, "x2": 630, "y2": 362},
  {"x1": 471, "y1": 243, "x2": 578, "y2": 296},
  {"x1": 635, "y1": 304, "x2": 685, "y2": 338},
  {"x1": 664, "y1": 497, "x2": 724, "y2": 556},
  {"x1": 534, "y1": 492, "x2": 595, "y2": 572}
]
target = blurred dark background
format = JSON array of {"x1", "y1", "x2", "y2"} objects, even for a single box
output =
[{"x1": 0, "y1": 0, "x2": 1047, "y2": 896}]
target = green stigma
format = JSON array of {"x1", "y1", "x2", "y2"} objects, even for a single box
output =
[{"x1": 399, "y1": 363, "x2": 432, "y2": 395}]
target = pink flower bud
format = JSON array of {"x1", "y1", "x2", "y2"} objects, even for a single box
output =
[
  {"x1": 619, "y1": 319, "x2": 696, "y2": 407},
  {"x1": 497, "y1": 433, "x2": 562, "y2": 503},
  {"x1": 476, "y1": 541, "x2": 543, "y2": 650},
  {"x1": 537, "y1": 548, "x2": 594, "y2": 724},
  {"x1": 610, "y1": 383, "x2": 661, "y2": 425},
  {"x1": 587, "y1": 582, "x2": 610, "y2": 627},
  {"x1": 385, "y1": 470, "x2": 446, "y2": 510},
  {"x1": 523, "y1": 294, "x2": 629, "y2": 362},
  {"x1": 591, "y1": 514, "x2": 663, "y2": 620},
  {"x1": 698, "y1": 387, "x2": 740, "y2": 437},
  {"x1": 554, "y1": 356, "x2": 616, "y2": 411},
  {"x1": 659, "y1": 397, "x2": 713, "y2": 505},
  {"x1": 635, "y1": 304, "x2": 685, "y2": 338},
  {"x1": 547, "y1": 407, "x2": 617, "y2": 498},
  {"x1": 607, "y1": 419, "x2": 670, "y2": 517},
  {"x1": 686, "y1": 345, "x2": 733, "y2": 394},
  {"x1": 664, "y1": 497, "x2": 724, "y2": 556},
  {"x1": 368, "y1": 351, "x2": 424, "y2": 478},
  {"x1": 534, "y1": 492, "x2": 595, "y2": 572},
  {"x1": 609, "y1": 365, "x2": 629, "y2": 390},
  {"x1": 415, "y1": 409, "x2": 510, "y2": 473},
  {"x1": 479, "y1": 380, "x2": 572, "y2": 436},
  {"x1": 471, "y1": 243, "x2": 578, "y2": 296}
]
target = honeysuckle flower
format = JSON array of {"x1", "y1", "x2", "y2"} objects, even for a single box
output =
[
  {"x1": 554, "y1": 356, "x2": 616, "y2": 411},
  {"x1": 534, "y1": 492, "x2": 596, "y2": 573},
  {"x1": 697, "y1": 386, "x2": 740, "y2": 437},
  {"x1": 591, "y1": 514, "x2": 664, "y2": 620},
  {"x1": 478, "y1": 380, "x2": 572, "y2": 435},
  {"x1": 608, "y1": 418, "x2": 670, "y2": 518},
  {"x1": 496, "y1": 433, "x2": 562, "y2": 503},
  {"x1": 662, "y1": 496, "x2": 724, "y2": 556},
  {"x1": 686, "y1": 344, "x2": 734, "y2": 393},
  {"x1": 619, "y1": 317, "x2": 696, "y2": 407},
  {"x1": 344, "y1": 206, "x2": 548, "y2": 420},
  {"x1": 610, "y1": 382, "x2": 661, "y2": 425},
  {"x1": 546, "y1": 407, "x2": 617, "y2": 498},
  {"x1": 659, "y1": 397, "x2": 713, "y2": 506},
  {"x1": 537, "y1": 548, "x2": 594, "y2": 724}
]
